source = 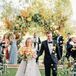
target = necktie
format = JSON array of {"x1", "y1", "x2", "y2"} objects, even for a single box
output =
[{"x1": 48, "y1": 41, "x2": 53, "y2": 44}]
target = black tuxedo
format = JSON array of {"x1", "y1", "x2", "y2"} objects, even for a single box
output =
[
  {"x1": 38, "y1": 40, "x2": 58, "y2": 76},
  {"x1": 65, "y1": 40, "x2": 76, "y2": 60},
  {"x1": 37, "y1": 37, "x2": 41, "y2": 50},
  {"x1": 56, "y1": 35, "x2": 63, "y2": 60},
  {"x1": 33, "y1": 37, "x2": 41, "y2": 51},
  {"x1": 68, "y1": 43, "x2": 76, "y2": 60},
  {"x1": 66, "y1": 38, "x2": 72, "y2": 60},
  {"x1": 0, "y1": 42, "x2": 3, "y2": 63}
]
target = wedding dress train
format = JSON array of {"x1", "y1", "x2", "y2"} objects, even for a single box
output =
[{"x1": 16, "y1": 59, "x2": 41, "y2": 76}]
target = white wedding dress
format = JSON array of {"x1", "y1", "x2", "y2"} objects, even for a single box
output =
[{"x1": 16, "y1": 58, "x2": 41, "y2": 76}]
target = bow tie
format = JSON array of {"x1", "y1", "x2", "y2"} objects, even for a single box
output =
[{"x1": 48, "y1": 41, "x2": 53, "y2": 44}]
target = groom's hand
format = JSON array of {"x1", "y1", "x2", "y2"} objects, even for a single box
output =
[{"x1": 36, "y1": 57, "x2": 39, "y2": 63}]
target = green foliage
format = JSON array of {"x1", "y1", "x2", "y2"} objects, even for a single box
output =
[{"x1": 1, "y1": 0, "x2": 72, "y2": 37}]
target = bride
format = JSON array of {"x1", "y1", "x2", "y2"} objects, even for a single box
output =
[{"x1": 16, "y1": 37, "x2": 41, "y2": 76}]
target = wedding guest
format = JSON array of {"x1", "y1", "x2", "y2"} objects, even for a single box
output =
[
  {"x1": 70, "y1": 35, "x2": 76, "y2": 60},
  {"x1": 65, "y1": 33, "x2": 72, "y2": 61},
  {"x1": 0, "y1": 36, "x2": 2, "y2": 54},
  {"x1": 0, "y1": 36, "x2": 3, "y2": 63},
  {"x1": 33, "y1": 33, "x2": 41, "y2": 54},
  {"x1": 37, "y1": 31, "x2": 58, "y2": 76},
  {"x1": 2, "y1": 34, "x2": 10, "y2": 63},
  {"x1": 67, "y1": 33, "x2": 71, "y2": 40},
  {"x1": 56, "y1": 31, "x2": 64, "y2": 60},
  {"x1": 9, "y1": 33, "x2": 18, "y2": 64}
]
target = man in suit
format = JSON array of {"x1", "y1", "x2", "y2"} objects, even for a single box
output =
[
  {"x1": 0, "y1": 36, "x2": 3, "y2": 63},
  {"x1": 70, "y1": 35, "x2": 76, "y2": 60},
  {"x1": 37, "y1": 31, "x2": 58, "y2": 76},
  {"x1": 33, "y1": 33, "x2": 41, "y2": 53},
  {"x1": 56, "y1": 31, "x2": 64, "y2": 60},
  {"x1": 65, "y1": 33, "x2": 72, "y2": 61}
]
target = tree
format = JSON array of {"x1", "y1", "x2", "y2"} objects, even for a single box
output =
[{"x1": 1, "y1": 0, "x2": 72, "y2": 37}]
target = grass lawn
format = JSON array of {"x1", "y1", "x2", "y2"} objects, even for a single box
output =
[
  {"x1": 2, "y1": 68, "x2": 45, "y2": 76},
  {"x1": 2, "y1": 67, "x2": 71, "y2": 76}
]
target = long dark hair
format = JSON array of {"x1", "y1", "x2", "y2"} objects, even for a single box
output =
[{"x1": 3, "y1": 34, "x2": 9, "y2": 41}]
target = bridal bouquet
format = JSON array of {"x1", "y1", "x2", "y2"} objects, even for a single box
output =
[{"x1": 19, "y1": 47, "x2": 37, "y2": 60}]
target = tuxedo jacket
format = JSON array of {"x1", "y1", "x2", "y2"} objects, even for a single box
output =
[
  {"x1": 57, "y1": 35, "x2": 64, "y2": 46},
  {"x1": 66, "y1": 38, "x2": 72, "y2": 52},
  {"x1": 38, "y1": 40, "x2": 58, "y2": 64},
  {"x1": 37, "y1": 37, "x2": 41, "y2": 50},
  {"x1": 33, "y1": 37, "x2": 41, "y2": 51},
  {"x1": 67, "y1": 41, "x2": 76, "y2": 59}
]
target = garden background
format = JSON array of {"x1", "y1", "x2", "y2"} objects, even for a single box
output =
[{"x1": 0, "y1": 0, "x2": 76, "y2": 76}]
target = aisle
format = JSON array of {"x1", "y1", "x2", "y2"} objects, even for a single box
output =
[{"x1": 4, "y1": 63, "x2": 70, "y2": 76}]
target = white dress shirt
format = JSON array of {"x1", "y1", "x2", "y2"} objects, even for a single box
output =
[
  {"x1": 47, "y1": 40, "x2": 53, "y2": 54},
  {"x1": 33, "y1": 37, "x2": 39, "y2": 51},
  {"x1": 57, "y1": 36, "x2": 60, "y2": 44}
]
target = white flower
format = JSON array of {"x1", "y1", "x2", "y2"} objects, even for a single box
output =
[
  {"x1": 70, "y1": 41, "x2": 74, "y2": 45},
  {"x1": 70, "y1": 41, "x2": 76, "y2": 46}
]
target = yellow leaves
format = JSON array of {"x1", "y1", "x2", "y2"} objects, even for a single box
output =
[
  {"x1": 34, "y1": 0, "x2": 43, "y2": 8},
  {"x1": 21, "y1": 27, "x2": 28, "y2": 35},
  {"x1": 26, "y1": 7, "x2": 32, "y2": 12},
  {"x1": 39, "y1": 7, "x2": 52, "y2": 20},
  {"x1": 3, "y1": 17, "x2": 13, "y2": 30},
  {"x1": 53, "y1": 25, "x2": 59, "y2": 30},
  {"x1": 27, "y1": 17, "x2": 32, "y2": 22},
  {"x1": 20, "y1": 0, "x2": 52, "y2": 21},
  {"x1": 55, "y1": 0, "x2": 72, "y2": 16},
  {"x1": 20, "y1": 9, "x2": 29, "y2": 18},
  {"x1": 2, "y1": 0, "x2": 71, "y2": 36},
  {"x1": 20, "y1": 7, "x2": 33, "y2": 19},
  {"x1": 39, "y1": 7, "x2": 45, "y2": 18},
  {"x1": 15, "y1": 24, "x2": 19, "y2": 27}
]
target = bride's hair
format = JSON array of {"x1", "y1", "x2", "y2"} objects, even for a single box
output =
[{"x1": 25, "y1": 37, "x2": 33, "y2": 47}]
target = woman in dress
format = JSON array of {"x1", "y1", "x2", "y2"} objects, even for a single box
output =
[
  {"x1": 9, "y1": 34, "x2": 18, "y2": 64},
  {"x1": 2, "y1": 34, "x2": 10, "y2": 63},
  {"x1": 16, "y1": 37, "x2": 41, "y2": 76}
]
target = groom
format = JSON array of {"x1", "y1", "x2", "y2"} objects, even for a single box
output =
[{"x1": 37, "y1": 31, "x2": 58, "y2": 76}]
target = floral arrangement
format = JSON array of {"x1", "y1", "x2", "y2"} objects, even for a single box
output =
[
  {"x1": 2, "y1": 0, "x2": 72, "y2": 37},
  {"x1": 19, "y1": 47, "x2": 37, "y2": 60}
]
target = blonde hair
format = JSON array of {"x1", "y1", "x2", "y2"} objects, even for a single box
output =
[{"x1": 25, "y1": 37, "x2": 32, "y2": 47}]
